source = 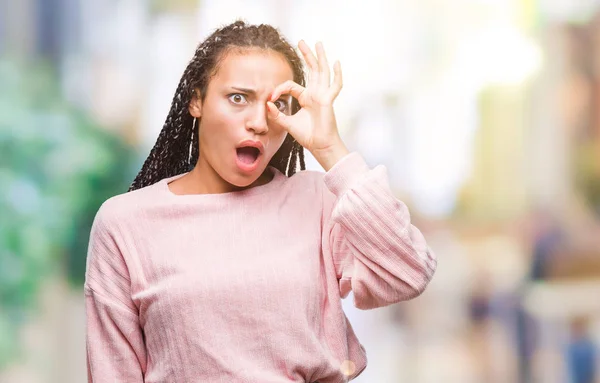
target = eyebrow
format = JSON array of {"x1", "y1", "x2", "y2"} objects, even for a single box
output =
[
  {"x1": 231, "y1": 86, "x2": 257, "y2": 95},
  {"x1": 230, "y1": 86, "x2": 292, "y2": 99}
]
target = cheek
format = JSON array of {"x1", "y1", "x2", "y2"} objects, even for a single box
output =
[
  {"x1": 200, "y1": 104, "x2": 242, "y2": 144},
  {"x1": 267, "y1": 131, "x2": 290, "y2": 158}
]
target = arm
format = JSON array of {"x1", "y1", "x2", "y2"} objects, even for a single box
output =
[
  {"x1": 265, "y1": 41, "x2": 436, "y2": 309},
  {"x1": 322, "y1": 152, "x2": 437, "y2": 310},
  {"x1": 85, "y1": 205, "x2": 146, "y2": 382}
]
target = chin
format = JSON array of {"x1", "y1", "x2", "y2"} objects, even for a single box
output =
[{"x1": 222, "y1": 167, "x2": 262, "y2": 189}]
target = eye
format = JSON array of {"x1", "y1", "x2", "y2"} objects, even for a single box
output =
[
  {"x1": 273, "y1": 99, "x2": 289, "y2": 112},
  {"x1": 228, "y1": 93, "x2": 248, "y2": 105}
]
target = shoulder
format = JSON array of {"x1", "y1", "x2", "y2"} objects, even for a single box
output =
[
  {"x1": 285, "y1": 168, "x2": 328, "y2": 195},
  {"x1": 289, "y1": 168, "x2": 325, "y2": 183},
  {"x1": 283, "y1": 152, "x2": 372, "y2": 197},
  {"x1": 92, "y1": 180, "x2": 164, "y2": 233}
]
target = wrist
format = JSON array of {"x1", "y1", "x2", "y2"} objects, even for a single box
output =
[{"x1": 312, "y1": 139, "x2": 350, "y2": 171}]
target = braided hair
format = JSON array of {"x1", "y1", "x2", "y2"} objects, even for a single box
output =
[{"x1": 128, "y1": 20, "x2": 306, "y2": 192}]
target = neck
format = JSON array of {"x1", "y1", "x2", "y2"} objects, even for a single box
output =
[{"x1": 186, "y1": 159, "x2": 273, "y2": 195}]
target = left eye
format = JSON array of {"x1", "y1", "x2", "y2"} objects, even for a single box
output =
[
  {"x1": 273, "y1": 99, "x2": 288, "y2": 112},
  {"x1": 228, "y1": 94, "x2": 248, "y2": 104}
]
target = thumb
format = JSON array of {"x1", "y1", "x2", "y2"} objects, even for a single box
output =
[{"x1": 266, "y1": 102, "x2": 291, "y2": 130}]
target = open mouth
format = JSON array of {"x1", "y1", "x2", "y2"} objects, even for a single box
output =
[{"x1": 236, "y1": 146, "x2": 261, "y2": 164}]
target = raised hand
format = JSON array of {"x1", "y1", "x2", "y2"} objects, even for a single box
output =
[{"x1": 267, "y1": 40, "x2": 349, "y2": 171}]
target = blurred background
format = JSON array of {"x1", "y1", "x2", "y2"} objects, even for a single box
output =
[{"x1": 1, "y1": 0, "x2": 600, "y2": 382}]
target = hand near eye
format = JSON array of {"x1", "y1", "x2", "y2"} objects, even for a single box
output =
[{"x1": 267, "y1": 40, "x2": 349, "y2": 171}]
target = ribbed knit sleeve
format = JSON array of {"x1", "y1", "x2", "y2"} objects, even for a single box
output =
[
  {"x1": 322, "y1": 152, "x2": 437, "y2": 310},
  {"x1": 84, "y1": 205, "x2": 147, "y2": 382}
]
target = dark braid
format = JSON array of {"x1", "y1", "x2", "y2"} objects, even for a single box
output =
[{"x1": 128, "y1": 20, "x2": 306, "y2": 192}]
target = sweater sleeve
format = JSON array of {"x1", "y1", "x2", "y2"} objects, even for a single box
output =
[
  {"x1": 84, "y1": 205, "x2": 147, "y2": 382},
  {"x1": 322, "y1": 152, "x2": 437, "y2": 310}
]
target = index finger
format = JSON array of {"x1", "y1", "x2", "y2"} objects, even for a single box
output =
[
  {"x1": 270, "y1": 80, "x2": 305, "y2": 103},
  {"x1": 298, "y1": 40, "x2": 318, "y2": 71}
]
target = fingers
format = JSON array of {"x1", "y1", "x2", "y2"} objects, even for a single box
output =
[
  {"x1": 297, "y1": 39, "x2": 343, "y2": 102},
  {"x1": 270, "y1": 80, "x2": 305, "y2": 103},
  {"x1": 315, "y1": 42, "x2": 330, "y2": 86},
  {"x1": 328, "y1": 60, "x2": 343, "y2": 99},
  {"x1": 298, "y1": 40, "x2": 318, "y2": 72},
  {"x1": 266, "y1": 101, "x2": 290, "y2": 130}
]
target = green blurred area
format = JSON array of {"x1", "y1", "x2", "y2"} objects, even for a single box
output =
[{"x1": 0, "y1": 58, "x2": 136, "y2": 368}]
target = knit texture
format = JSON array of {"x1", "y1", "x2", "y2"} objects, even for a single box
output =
[{"x1": 85, "y1": 151, "x2": 437, "y2": 383}]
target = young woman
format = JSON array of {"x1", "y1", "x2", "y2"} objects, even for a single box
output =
[{"x1": 85, "y1": 20, "x2": 437, "y2": 383}]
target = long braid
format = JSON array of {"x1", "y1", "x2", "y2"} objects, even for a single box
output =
[
  {"x1": 188, "y1": 118, "x2": 199, "y2": 168},
  {"x1": 129, "y1": 20, "x2": 306, "y2": 192},
  {"x1": 129, "y1": 68, "x2": 197, "y2": 191},
  {"x1": 298, "y1": 144, "x2": 305, "y2": 170}
]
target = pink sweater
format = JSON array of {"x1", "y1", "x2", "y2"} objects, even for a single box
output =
[{"x1": 85, "y1": 152, "x2": 436, "y2": 383}]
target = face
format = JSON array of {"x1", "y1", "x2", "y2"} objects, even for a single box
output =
[{"x1": 188, "y1": 48, "x2": 294, "y2": 190}]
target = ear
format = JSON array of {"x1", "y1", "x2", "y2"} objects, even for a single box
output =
[{"x1": 188, "y1": 89, "x2": 202, "y2": 118}]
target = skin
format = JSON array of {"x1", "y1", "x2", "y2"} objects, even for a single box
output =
[{"x1": 169, "y1": 41, "x2": 349, "y2": 196}]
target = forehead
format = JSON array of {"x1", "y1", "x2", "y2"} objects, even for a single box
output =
[{"x1": 210, "y1": 48, "x2": 294, "y2": 92}]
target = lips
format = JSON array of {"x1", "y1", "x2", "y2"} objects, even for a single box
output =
[
  {"x1": 235, "y1": 139, "x2": 264, "y2": 172},
  {"x1": 236, "y1": 140, "x2": 264, "y2": 164},
  {"x1": 236, "y1": 140, "x2": 265, "y2": 154}
]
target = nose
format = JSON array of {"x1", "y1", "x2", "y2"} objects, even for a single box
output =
[{"x1": 245, "y1": 104, "x2": 268, "y2": 134}]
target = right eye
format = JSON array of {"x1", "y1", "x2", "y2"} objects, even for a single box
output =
[{"x1": 228, "y1": 93, "x2": 248, "y2": 105}]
